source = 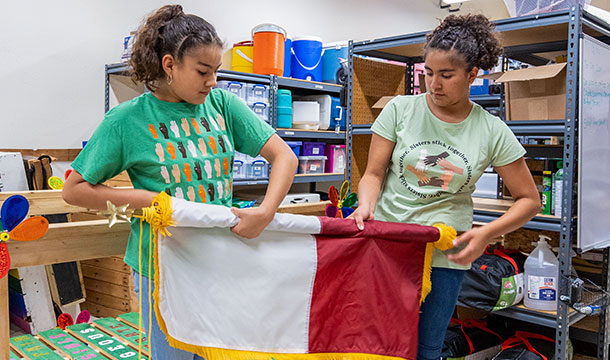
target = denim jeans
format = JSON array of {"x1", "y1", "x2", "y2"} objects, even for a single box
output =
[
  {"x1": 417, "y1": 267, "x2": 466, "y2": 360},
  {"x1": 132, "y1": 270, "x2": 204, "y2": 360}
]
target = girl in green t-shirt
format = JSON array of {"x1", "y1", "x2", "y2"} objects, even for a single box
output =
[
  {"x1": 63, "y1": 5, "x2": 297, "y2": 359},
  {"x1": 349, "y1": 14, "x2": 541, "y2": 360}
]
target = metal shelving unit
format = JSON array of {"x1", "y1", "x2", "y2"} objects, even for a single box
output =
[
  {"x1": 104, "y1": 65, "x2": 349, "y2": 189},
  {"x1": 349, "y1": 7, "x2": 610, "y2": 359}
]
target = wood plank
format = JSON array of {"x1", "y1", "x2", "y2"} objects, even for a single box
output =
[
  {"x1": 9, "y1": 334, "x2": 64, "y2": 360},
  {"x1": 81, "y1": 256, "x2": 131, "y2": 274},
  {"x1": 0, "y1": 190, "x2": 86, "y2": 216},
  {"x1": 7, "y1": 220, "x2": 130, "y2": 268},
  {"x1": 93, "y1": 317, "x2": 149, "y2": 357},
  {"x1": 80, "y1": 301, "x2": 124, "y2": 318},
  {"x1": 83, "y1": 278, "x2": 132, "y2": 300},
  {"x1": 1, "y1": 276, "x2": 9, "y2": 360},
  {"x1": 67, "y1": 323, "x2": 148, "y2": 360},
  {"x1": 277, "y1": 200, "x2": 329, "y2": 216},
  {"x1": 472, "y1": 197, "x2": 559, "y2": 220},
  {"x1": 85, "y1": 290, "x2": 133, "y2": 312},
  {"x1": 0, "y1": 148, "x2": 82, "y2": 162},
  {"x1": 81, "y1": 264, "x2": 131, "y2": 287},
  {"x1": 38, "y1": 327, "x2": 101, "y2": 360}
]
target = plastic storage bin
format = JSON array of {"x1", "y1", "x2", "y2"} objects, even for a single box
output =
[
  {"x1": 302, "y1": 142, "x2": 325, "y2": 156},
  {"x1": 247, "y1": 156, "x2": 269, "y2": 178},
  {"x1": 281, "y1": 193, "x2": 320, "y2": 206},
  {"x1": 330, "y1": 97, "x2": 346, "y2": 131},
  {"x1": 298, "y1": 156, "x2": 327, "y2": 174},
  {"x1": 292, "y1": 101, "x2": 320, "y2": 129},
  {"x1": 300, "y1": 94, "x2": 331, "y2": 130},
  {"x1": 250, "y1": 102, "x2": 269, "y2": 123},
  {"x1": 276, "y1": 89, "x2": 293, "y2": 128},
  {"x1": 246, "y1": 83, "x2": 269, "y2": 105},
  {"x1": 291, "y1": 36, "x2": 323, "y2": 82},
  {"x1": 286, "y1": 141, "x2": 302, "y2": 157},
  {"x1": 233, "y1": 159, "x2": 246, "y2": 179},
  {"x1": 217, "y1": 80, "x2": 247, "y2": 103},
  {"x1": 232, "y1": 41, "x2": 254, "y2": 73},
  {"x1": 325, "y1": 144, "x2": 346, "y2": 173}
]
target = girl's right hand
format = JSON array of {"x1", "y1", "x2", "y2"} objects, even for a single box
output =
[{"x1": 347, "y1": 203, "x2": 375, "y2": 231}]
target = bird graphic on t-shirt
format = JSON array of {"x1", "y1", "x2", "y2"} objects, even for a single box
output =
[
  {"x1": 200, "y1": 117, "x2": 211, "y2": 132},
  {"x1": 183, "y1": 163, "x2": 192, "y2": 182},
  {"x1": 172, "y1": 164, "x2": 181, "y2": 183},
  {"x1": 177, "y1": 141, "x2": 187, "y2": 158},
  {"x1": 181, "y1": 118, "x2": 191, "y2": 137},
  {"x1": 167, "y1": 142, "x2": 176, "y2": 160},
  {"x1": 194, "y1": 161, "x2": 202, "y2": 180},
  {"x1": 149, "y1": 124, "x2": 158, "y2": 138},
  {"x1": 207, "y1": 183, "x2": 215, "y2": 201},
  {"x1": 198, "y1": 184, "x2": 206, "y2": 203},
  {"x1": 191, "y1": 118, "x2": 201, "y2": 134},
  {"x1": 204, "y1": 160, "x2": 212, "y2": 179},
  {"x1": 209, "y1": 136, "x2": 218, "y2": 154},
  {"x1": 223, "y1": 135, "x2": 233, "y2": 152},
  {"x1": 217, "y1": 181, "x2": 223, "y2": 200},
  {"x1": 175, "y1": 187, "x2": 184, "y2": 199},
  {"x1": 187, "y1": 186, "x2": 195, "y2": 201},
  {"x1": 187, "y1": 140, "x2": 197, "y2": 157},
  {"x1": 170, "y1": 121, "x2": 180, "y2": 138},
  {"x1": 198, "y1": 138, "x2": 207, "y2": 156},
  {"x1": 218, "y1": 136, "x2": 226, "y2": 153},
  {"x1": 155, "y1": 143, "x2": 164, "y2": 162},
  {"x1": 160, "y1": 166, "x2": 170, "y2": 184},
  {"x1": 216, "y1": 114, "x2": 226, "y2": 131},
  {"x1": 214, "y1": 158, "x2": 221, "y2": 177},
  {"x1": 223, "y1": 157, "x2": 229, "y2": 175},
  {"x1": 159, "y1": 123, "x2": 169, "y2": 139}
]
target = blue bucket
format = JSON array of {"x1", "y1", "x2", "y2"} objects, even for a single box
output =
[
  {"x1": 291, "y1": 36, "x2": 323, "y2": 82},
  {"x1": 283, "y1": 37, "x2": 292, "y2": 77},
  {"x1": 322, "y1": 45, "x2": 348, "y2": 83}
]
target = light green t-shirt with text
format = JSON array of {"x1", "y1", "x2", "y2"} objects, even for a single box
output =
[{"x1": 371, "y1": 94, "x2": 525, "y2": 270}]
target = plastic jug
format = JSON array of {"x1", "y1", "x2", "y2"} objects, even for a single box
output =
[{"x1": 524, "y1": 235, "x2": 559, "y2": 311}]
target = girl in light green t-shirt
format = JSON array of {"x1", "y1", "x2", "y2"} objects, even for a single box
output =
[
  {"x1": 63, "y1": 5, "x2": 297, "y2": 359},
  {"x1": 350, "y1": 14, "x2": 541, "y2": 360}
]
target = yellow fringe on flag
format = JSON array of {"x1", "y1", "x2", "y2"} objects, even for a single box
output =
[{"x1": 420, "y1": 224, "x2": 457, "y2": 304}]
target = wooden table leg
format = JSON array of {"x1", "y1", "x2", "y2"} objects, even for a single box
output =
[{"x1": 1, "y1": 275, "x2": 9, "y2": 360}]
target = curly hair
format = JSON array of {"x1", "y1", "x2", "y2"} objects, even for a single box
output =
[
  {"x1": 424, "y1": 14, "x2": 502, "y2": 71},
  {"x1": 130, "y1": 4, "x2": 224, "y2": 91}
]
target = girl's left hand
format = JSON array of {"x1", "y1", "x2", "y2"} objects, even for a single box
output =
[
  {"x1": 230, "y1": 207, "x2": 275, "y2": 239},
  {"x1": 446, "y1": 227, "x2": 490, "y2": 265}
]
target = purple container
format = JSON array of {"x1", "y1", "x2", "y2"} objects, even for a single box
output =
[{"x1": 302, "y1": 142, "x2": 325, "y2": 156}]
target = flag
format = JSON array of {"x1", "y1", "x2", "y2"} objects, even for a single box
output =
[{"x1": 143, "y1": 194, "x2": 454, "y2": 360}]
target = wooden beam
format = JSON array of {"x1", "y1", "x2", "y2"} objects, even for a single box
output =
[
  {"x1": 277, "y1": 201, "x2": 330, "y2": 216},
  {"x1": 7, "y1": 220, "x2": 130, "y2": 268},
  {"x1": 0, "y1": 190, "x2": 86, "y2": 216}
]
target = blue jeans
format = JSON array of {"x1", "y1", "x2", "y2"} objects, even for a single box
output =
[
  {"x1": 417, "y1": 267, "x2": 466, "y2": 360},
  {"x1": 132, "y1": 270, "x2": 204, "y2": 360}
]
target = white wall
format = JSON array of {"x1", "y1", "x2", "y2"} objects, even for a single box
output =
[{"x1": 0, "y1": 0, "x2": 508, "y2": 148}]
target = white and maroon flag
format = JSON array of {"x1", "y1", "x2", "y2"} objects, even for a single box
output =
[{"x1": 146, "y1": 195, "x2": 453, "y2": 360}]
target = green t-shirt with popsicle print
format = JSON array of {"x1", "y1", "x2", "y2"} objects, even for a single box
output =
[
  {"x1": 371, "y1": 94, "x2": 525, "y2": 270},
  {"x1": 72, "y1": 89, "x2": 275, "y2": 277}
]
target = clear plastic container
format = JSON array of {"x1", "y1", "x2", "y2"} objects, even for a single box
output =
[
  {"x1": 250, "y1": 102, "x2": 269, "y2": 123},
  {"x1": 247, "y1": 156, "x2": 269, "y2": 179},
  {"x1": 246, "y1": 83, "x2": 269, "y2": 105},
  {"x1": 216, "y1": 80, "x2": 247, "y2": 103},
  {"x1": 524, "y1": 235, "x2": 559, "y2": 311},
  {"x1": 298, "y1": 156, "x2": 327, "y2": 174}
]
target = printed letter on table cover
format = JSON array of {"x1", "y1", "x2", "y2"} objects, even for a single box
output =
[{"x1": 144, "y1": 195, "x2": 453, "y2": 360}]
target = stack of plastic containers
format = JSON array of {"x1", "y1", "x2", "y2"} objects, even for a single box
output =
[
  {"x1": 325, "y1": 144, "x2": 346, "y2": 173},
  {"x1": 233, "y1": 152, "x2": 269, "y2": 180},
  {"x1": 298, "y1": 142, "x2": 326, "y2": 174},
  {"x1": 216, "y1": 82, "x2": 270, "y2": 124}
]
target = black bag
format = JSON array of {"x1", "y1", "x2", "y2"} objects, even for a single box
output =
[
  {"x1": 458, "y1": 246, "x2": 527, "y2": 312},
  {"x1": 492, "y1": 331, "x2": 556, "y2": 360},
  {"x1": 441, "y1": 318, "x2": 503, "y2": 358}
]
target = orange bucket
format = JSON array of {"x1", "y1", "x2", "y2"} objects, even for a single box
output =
[{"x1": 252, "y1": 24, "x2": 286, "y2": 76}]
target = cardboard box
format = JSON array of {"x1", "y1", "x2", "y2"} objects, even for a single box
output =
[{"x1": 495, "y1": 63, "x2": 566, "y2": 121}]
